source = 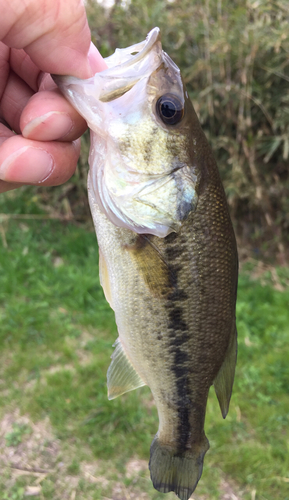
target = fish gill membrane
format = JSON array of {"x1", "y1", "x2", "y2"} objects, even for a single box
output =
[{"x1": 53, "y1": 27, "x2": 238, "y2": 500}]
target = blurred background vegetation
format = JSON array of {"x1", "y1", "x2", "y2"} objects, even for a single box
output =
[
  {"x1": 88, "y1": 0, "x2": 289, "y2": 262},
  {"x1": 24, "y1": 0, "x2": 289, "y2": 262}
]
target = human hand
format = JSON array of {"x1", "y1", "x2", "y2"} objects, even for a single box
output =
[{"x1": 0, "y1": 0, "x2": 107, "y2": 194}]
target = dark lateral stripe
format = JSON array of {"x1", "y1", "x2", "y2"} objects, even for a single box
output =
[
  {"x1": 163, "y1": 236, "x2": 192, "y2": 452},
  {"x1": 167, "y1": 305, "x2": 191, "y2": 452},
  {"x1": 168, "y1": 307, "x2": 188, "y2": 332},
  {"x1": 173, "y1": 350, "x2": 191, "y2": 452},
  {"x1": 176, "y1": 405, "x2": 190, "y2": 452}
]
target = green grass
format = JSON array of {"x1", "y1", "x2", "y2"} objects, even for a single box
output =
[{"x1": 0, "y1": 196, "x2": 288, "y2": 499}]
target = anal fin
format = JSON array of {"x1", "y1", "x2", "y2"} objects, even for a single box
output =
[
  {"x1": 213, "y1": 324, "x2": 237, "y2": 418},
  {"x1": 107, "y1": 338, "x2": 146, "y2": 400}
]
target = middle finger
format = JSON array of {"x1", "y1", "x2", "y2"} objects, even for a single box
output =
[
  {"x1": 20, "y1": 89, "x2": 88, "y2": 142},
  {"x1": 0, "y1": 70, "x2": 34, "y2": 133}
]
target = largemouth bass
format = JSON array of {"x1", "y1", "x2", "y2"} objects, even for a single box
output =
[{"x1": 53, "y1": 28, "x2": 238, "y2": 500}]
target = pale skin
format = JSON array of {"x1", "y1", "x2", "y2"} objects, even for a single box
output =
[{"x1": 0, "y1": 0, "x2": 107, "y2": 194}]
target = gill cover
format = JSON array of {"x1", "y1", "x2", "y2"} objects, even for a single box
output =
[{"x1": 53, "y1": 28, "x2": 198, "y2": 237}]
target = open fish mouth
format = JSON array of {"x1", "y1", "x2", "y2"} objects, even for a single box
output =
[
  {"x1": 53, "y1": 28, "x2": 198, "y2": 237},
  {"x1": 53, "y1": 28, "x2": 163, "y2": 124},
  {"x1": 98, "y1": 28, "x2": 162, "y2": 102}
]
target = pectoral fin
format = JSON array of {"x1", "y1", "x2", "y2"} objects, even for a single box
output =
[
  {"x1": 99, "y1": 249, "x2": 113, "y2": 308},
  {"x1": 107, "y1": 338, "x2": 146, "y2": 400},
  {"x1": 126, "y1": 235, "x2": 174, "y2": 299},
  {"x1": 213, "y1": 324, "x2": 237, "y2": 418}
]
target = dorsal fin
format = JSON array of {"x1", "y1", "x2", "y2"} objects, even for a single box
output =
[
  {"x1": 107, "y1": 338, "x2": 146, "y2": 400},
  {"x1": 213, "y1": 324, "x2": 237, "y2": 418}
]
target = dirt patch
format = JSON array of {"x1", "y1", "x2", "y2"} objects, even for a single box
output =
[
  {"x1": 82, "y1": 462, "x2": 109, "y2": 488},
  {"x1": 0, "y1": 410, "x2": 246, "y2": 500},
  {"x1": 125, "y1": 458, "x2": 147, "y2": 479},
  {"x1": 0, "y1": 409, "x2": 60, "y2": 471},
  {"x1": 0, "y1": 410, "x2": 159, "y2": 499},
  {"x1": 0, "y1": 409, "x2": 99, "y2": 499},
  {"x1": 218, "y1": 478, "x2": 245, "y2": 500}
]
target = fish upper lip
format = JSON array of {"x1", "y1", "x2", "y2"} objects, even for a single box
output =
[
  {"x1": 97, "y1": 27, "x2": 162, "y2": 102},
  {"x1": 105, "y1": 27, "x2": 161, "y2": 71},
  {"x1": 118, "y1": 27, "x2": 161, "y2": 69}
]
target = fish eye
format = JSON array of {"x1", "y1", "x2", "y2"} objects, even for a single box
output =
[{"x1": 156, "y1": 94, "x2": 184, "y2": 126}]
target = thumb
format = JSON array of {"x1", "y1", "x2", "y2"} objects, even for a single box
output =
[{"x1": 1, "y1": 0, "x2": 106, "y2": 78}]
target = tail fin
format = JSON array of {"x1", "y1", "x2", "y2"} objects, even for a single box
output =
[{"x1": 149, "y1": 436, "x2": 209, "y2": 500}]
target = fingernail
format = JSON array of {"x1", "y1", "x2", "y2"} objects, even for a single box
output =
[
  {"x1": 0, "y1": 147, "x2": 54, "y2": 183},
  {"x1": 87, "y1": 42, "x2": 108, "y2": 76},
  {"x1": 22, "y1": 112, "x2": 73, "y2": 141}
]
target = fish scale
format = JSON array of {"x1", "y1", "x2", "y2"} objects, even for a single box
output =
[{"x1": 53, "y1": 27, "x2": 238, "y2": 500}]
